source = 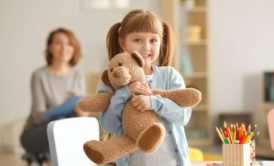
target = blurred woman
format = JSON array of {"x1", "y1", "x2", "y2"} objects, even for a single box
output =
[{"x1": 20, "y1": 28, "x2": 87, "y2": 165}]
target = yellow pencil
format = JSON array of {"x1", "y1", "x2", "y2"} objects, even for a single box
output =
[
  {"x1": 216, "y1": 127, "x2": 225, "y2": 143},
  {"x1": 233, "y1": 124, "x2": 236, "y2": 143},
  {"x1": 219, "y1": 128, "x2": 225, "y2": 140}
]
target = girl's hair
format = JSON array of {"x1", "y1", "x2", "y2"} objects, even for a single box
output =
[
  {"x1": 106, "y1": 9, "x2": 175, "y2": 66},
  {"x1": 45, "y1": 28, "x2": 81, "y2": 66}
]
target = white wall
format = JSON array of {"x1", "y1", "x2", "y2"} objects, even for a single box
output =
[
  {"x1": 2, "y1": 0, "x2": 274, "y2": 125},
  {"x1": 0, "y1": 0, "x2": 159, "y2": 124},
  {"x1": 208, "y1": 0, "x2": 274, "y2": 119}
]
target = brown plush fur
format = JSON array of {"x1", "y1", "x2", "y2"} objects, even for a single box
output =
[{"x1": 77, "y1": 52, "x2": 202, "y2": 165}]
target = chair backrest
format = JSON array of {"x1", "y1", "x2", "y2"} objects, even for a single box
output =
[
  {"x1": 267, "y1": 109, "x2": 274, "y2": 151},
  {"x1": 47, "y1": 117, "x2": 99, "y2": 166}
]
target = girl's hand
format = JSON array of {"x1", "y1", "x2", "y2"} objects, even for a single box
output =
[
  {"x1": 128, "y1": 81, "x2": 152, "y2": 95},
  {"x1": 131, "y1": 95, "x2": 152, "y2": 112}
]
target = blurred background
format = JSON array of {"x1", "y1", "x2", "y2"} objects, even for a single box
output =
[{"x1": 1, "y1": 0, "x2": 274, "y2": 165}]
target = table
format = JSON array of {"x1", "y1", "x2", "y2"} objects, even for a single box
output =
[{"x1": 192, "y1": 160, "x2": 274, "y2": 166}]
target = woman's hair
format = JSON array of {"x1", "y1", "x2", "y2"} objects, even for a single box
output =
[
  {"x1": 106, "y1": 9, "x2": 175, "y2": 66},
  {"x1": 45, "y1": 28, "x2": 81, "y2": 66}
]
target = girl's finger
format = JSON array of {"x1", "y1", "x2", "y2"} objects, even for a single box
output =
[
  {"x1": 132, "y1": 96, "x2": 141, "y2": 107},
  {"x1": 147, "y1": 90, "x2": 153, "y2": 95},
  {"x1": 142, "y1": 82, "x2": 149, "y2": 88},
  {"x1": 139, "y1": 104, "x2": 147, "y2": 112},
  {"x1": 131, "y1": 97, "x2": 137, "y2": 106},
  {"x1": 137, "y1": 104, "x2": 143, "y2": 111},
  {"x1": 139, "y1": 108, "x2": 146, "y2": 112},
  {"x1": 139, "y1": 87, "x2": 150, "y2": 95}
]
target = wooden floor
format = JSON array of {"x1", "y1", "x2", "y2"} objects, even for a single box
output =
[
  {"x1": 0, "y1": 152, "x2": 51, "y2": 166},
  {"x1": 1, "y1": 146, "x2": 273, "y2": 166},
  {"x1": 0, "y1": 152, "x2": 27, "y2": 166}
]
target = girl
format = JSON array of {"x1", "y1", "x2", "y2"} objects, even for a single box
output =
[
  {"x1": 98, "y1": 9, "x2": 192, "y2": 166},
  {"x1": 20, "y1": 28, "x2": 87, "y2": 164}
]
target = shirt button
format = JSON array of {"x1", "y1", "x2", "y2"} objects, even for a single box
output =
[
  {"x1": 174, "y1": 148, "x2": 178, "y2": 152},
  {"x1": 169, "y1": 130, "x2": 172, "y2": 134}
]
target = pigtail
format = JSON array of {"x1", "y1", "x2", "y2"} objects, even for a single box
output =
[
  {"x1": 160, "y1": 21, "x2": 175, "y2": 66},
  {"x1": 106, "y1": 22, "x2": 123, "y2": 60}
]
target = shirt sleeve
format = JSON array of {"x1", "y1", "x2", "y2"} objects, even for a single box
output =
[
  {"x1": 97, "y1": 80, "x2": 132, "y2": 136},
  {"x1": 30, "y1": 71, "x2": 47, "y2": 122},
  {"x1": 151, "y1": 67, "x2": 192, "y2": 126}
]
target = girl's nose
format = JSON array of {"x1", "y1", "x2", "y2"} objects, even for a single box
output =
[{"x1": 142, "y1": 41, "x2": 150, "y2": 51}]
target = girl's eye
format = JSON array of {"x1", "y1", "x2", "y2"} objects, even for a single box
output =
[
  {"x1": 133, "y1": 39, "x2": 141, "y2": 42},
  {"x1": 150, "y1": 39, "x2": 159, "y2": 43},
  {"x1": 118, "y1": 63, "x2": 123, "y2": 66}
]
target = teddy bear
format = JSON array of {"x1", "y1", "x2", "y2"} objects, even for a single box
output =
[{"x1": 77, "y1": 51, "x2": 202, "y2": 165}]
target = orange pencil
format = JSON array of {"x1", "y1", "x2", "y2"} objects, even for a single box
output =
[
  {"x1": 242, "y1": 123, "x2": 247, "y2": 135},
  {"x1": 236, "y1": 123, "x2": 239, "y2": 141},
  {"x1": 239, "y1": 124, "x2": 245, "y2": 144}
]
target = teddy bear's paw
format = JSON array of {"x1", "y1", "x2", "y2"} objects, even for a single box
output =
[
  {"x1": 83, "y1": 141, "x2": 104, "y2": 164},
  {"x1": 152, "y1": 88, "x2": 202, "y2": 108},
  {"x1": 76, "y1": 93, "x2": 112, "y2": 113},
  {"x1": 137, "y1": 123, "x2": 165, "y2": 152},
  {"x1": 171, "y1": 88, "x2": 202, "y2": 107},
  {"x1": 181, "y1": 88, "x2": 202, "y2": 107}
]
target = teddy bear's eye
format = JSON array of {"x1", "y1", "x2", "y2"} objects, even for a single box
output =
[
  {"x1": 118, "y1": 63, "x2": 123, "y2": 66},
  {"x1": 110, "y1": 68, "x2": 113, "y2": 72}
]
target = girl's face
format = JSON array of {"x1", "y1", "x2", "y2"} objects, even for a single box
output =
[
  {"x1": 49, "y1": 32, "x2": 74, "y2": 65},
  {"x1": 119, "y1": 32, "x2": 161, "y2": 69}
]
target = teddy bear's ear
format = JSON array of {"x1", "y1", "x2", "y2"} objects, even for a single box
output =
[
  {"x1": 131, "y1": 51, "x2": 144, "y2": 67},
  {"x1": 101, "y1": 70, "x2": 111, "y2": 86}
]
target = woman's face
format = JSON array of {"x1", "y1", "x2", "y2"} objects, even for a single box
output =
[
  {"x1": 49, "y1": 32, "x2": 74, "y2": 65},
  {"x1": 119, "y1": 32, "x2": 161, "y2": 68}
]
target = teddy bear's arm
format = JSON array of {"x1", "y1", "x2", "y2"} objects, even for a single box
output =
[
  {"x1": 152, "y1": 88, "x2": 201, "y2": 107},
  {"x1": 76, "y1": 93, "x2": 113, "y2": 112}
]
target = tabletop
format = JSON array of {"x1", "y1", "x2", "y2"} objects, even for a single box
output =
[{"x1": 192, "y1": 160, "x2": 274, "y2": 166}]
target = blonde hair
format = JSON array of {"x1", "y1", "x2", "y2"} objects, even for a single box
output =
[
  {"x1": 45, "y1": 28, "x2": 81, "y2": 66},
  {"x1": 106, "y1": 9, "x2": 175, "y2": 66}
]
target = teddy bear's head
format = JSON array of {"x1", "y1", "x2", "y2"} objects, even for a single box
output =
[{"x1": 102, "y1": 51, "x2": 145, "y2": 89}]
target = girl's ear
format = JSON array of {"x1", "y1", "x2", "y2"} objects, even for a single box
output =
[
  {"x1": 101, "y1": 70, "x2": 111, "y2": 86},
  {"x1": 118, "y1": 37, "x2": 125, "y2": 51},
  {"x1": 131, "y1": 51, "x2": 144, "y2": 67}
]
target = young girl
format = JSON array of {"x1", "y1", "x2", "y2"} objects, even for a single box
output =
[
  {"x1": 98, "y1": 9, "x2": 192, "y2": 166},
  {"x1": 20, "y1": 28, "x2": 87, "y2": 164}
]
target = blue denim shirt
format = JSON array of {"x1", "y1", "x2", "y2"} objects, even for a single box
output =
[{"x1": 97, "y1": 65, "x2": 192, "y2": 166}]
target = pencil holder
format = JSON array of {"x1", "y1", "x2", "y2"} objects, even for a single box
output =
[
  {"x1": 223, "y1": 141, "x2": 255, "y2": 166},
  {"x1": 250, "y1": 140, "x2": 256, "y2": 165}
]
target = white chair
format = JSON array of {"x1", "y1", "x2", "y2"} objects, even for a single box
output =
[{"x1": 47, "y1": 117, "x2": 99, "y2": 166}]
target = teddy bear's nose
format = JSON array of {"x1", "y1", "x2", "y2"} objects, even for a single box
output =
[{"x1": 113, "y1": 68, "x2": 123, "y2": 78}]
